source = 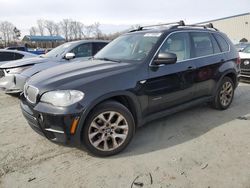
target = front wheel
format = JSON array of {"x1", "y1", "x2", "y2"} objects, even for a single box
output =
[
  {"x1": 82, "y1": 101, "x2": 135, "y2": 157},
  {"x1": 211, "y1": 77, "x2": 235, "y2": 110}
]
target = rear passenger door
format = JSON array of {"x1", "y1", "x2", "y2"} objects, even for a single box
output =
[
  {"x1": 189, "y1": 31, "x2": 224, "y2": 98},
  {"x1": 146, "y1": 32, "x2": 197, "y2": 114}
]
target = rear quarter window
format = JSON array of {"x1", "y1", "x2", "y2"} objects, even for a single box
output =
[
  {"x1": 14, "y1": 53, "x2": 24, "y2": 60},
  {"x1": 0, "y1": 52, "x2": 15, "y2": 61},
  {"x1": 213, "y1": 33, "x2": 230, "y2": 52}
]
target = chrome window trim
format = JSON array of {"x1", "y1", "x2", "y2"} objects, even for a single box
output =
[{"x1": 149, "y1": 30, "x2": 231, "y2": 67}]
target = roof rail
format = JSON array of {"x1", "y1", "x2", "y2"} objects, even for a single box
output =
[
  {"x1": 170, "y1": 23, "x2": 219, "y2": 31},
  {"x1": 129, "y1": 20, "x2": 185, "y2": 32}
]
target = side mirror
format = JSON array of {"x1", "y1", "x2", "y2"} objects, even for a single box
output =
[
  {"x1": 65, "y1": 53, "x2": 75, "y2": 60},
  {"x1": 154, "y1": 52, "x2": 177, "y2": 65}
]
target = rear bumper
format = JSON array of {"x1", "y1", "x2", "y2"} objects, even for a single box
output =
[
  {"x1": 0, "y1": 74, "x2": 27, "y2": 93},
  {"x1": 20, "y1": 95, "x2": 85, "y2": 145}
]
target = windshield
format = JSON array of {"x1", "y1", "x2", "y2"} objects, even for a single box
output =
[
  {"x1": 94, "y1": 32, "x2": 162, "y2": 62},
  {"x1": 43, "y1": 43, "x2": 73, "y2": 58},
  {"x1": 242, "y1": 45, "x2": 250, "y2": 53}
]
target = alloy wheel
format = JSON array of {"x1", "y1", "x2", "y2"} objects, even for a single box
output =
[
  {"x1": 219, "y1": 81, "x2": 233, "y2": 107},
  {"x1": 88, "y1": 111, "x2": 129, "y2": 151}
]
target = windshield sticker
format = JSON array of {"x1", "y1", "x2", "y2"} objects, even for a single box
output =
[{"x1": 144, "y1": 33, "x2": 162, "y2": 37}]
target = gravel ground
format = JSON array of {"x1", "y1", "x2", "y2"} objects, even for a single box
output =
[{"x1": 0, "y1": 83, "x2": 250, "y2": 188}]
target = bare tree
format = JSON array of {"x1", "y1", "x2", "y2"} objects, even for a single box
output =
[
  {"x1": 29, "y1": 26, "x2": 37, "y2": 36},
  {"x1": 53, "y1": 23, "x2": 60, "y2": 36},
  {"x1": 60, "y1": 19, "x2": 71, "y2": 41},
  {"x1": 69, "y1": 21, "x2": 85, "y2": 40},
  {"x1": 92, "y1": 22, "x2": 102, "y2": 39},
  {"x1": 85, "y1": 24, "x2": 94, "y2": 38},
  {"x1": 76, "y1": 22, "x2": 85, "y2": 39},
  {"x1": 37, "y1": 19, "x2": 45, "y2": 36},
  {"x1": 69, "y1": 21, "x2": 77, "y2": 40},
  {"x1": 13, "y1": 27, "x2": 21, "y2": 39},
  {"x1": 0, "y1": 21, "x2": 15, "y2": 47},
  {"x1": 44, "y1": 20, "x2": 57, "y2": 36}
]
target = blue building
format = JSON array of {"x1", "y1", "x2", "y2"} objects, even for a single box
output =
[{"x1": 22, "y1": 35, "x2": 65, "y2": 48}]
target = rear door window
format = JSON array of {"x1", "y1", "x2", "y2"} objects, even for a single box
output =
[
  {"x1": 190, "y1": 32, "x2": 214, "y2": 58},
  {"x1": 93, "y1": 42, "x2": 108, "y2": 55}
]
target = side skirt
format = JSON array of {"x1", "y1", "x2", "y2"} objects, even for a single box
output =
[{"x1": 141, "y1": 96, "x2": 213, "y2": 125}]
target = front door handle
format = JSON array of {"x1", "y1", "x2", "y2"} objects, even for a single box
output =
[{"x1": 187, "y1": 66, "x2": 195, "y2": 70}]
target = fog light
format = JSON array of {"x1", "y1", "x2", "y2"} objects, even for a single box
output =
[{"x1": 70, "y1": 117, "x2": 80, "y2": 135}]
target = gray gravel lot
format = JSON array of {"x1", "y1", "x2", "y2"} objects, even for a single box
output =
[{"x1": 0, "y1": 83, "x2": 250, "y2": 188}]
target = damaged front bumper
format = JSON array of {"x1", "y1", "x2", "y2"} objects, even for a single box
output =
[{"x1": 0, "y1": 73, "x2": 28, "y2": 93}]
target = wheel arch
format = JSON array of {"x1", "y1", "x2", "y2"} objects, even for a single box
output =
[{"x1": 76, "y1": 91, "x2": 142, "y2": 144}]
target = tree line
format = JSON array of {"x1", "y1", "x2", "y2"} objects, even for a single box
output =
[
  {"x1": 30, "y1": 19, "x2": 105, "y2": 41},
  {"x1": 0, "y1": 19, "x2": 126, "y2": 48},
  {"x1": 0, "y1": 21, "x2": 21, "y2": 47}
]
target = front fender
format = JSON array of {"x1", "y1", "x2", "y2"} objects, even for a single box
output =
[{"x1": 73, "y1": 90, "x2": 142, "y2": 145}]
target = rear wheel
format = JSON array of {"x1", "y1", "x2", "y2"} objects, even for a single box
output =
[
  {"x1": 82, "y1": 101, "x2": 135, "y2": 157},
  {"x1": 211, "y1": 77, "x2": 234, "y2": 110}
]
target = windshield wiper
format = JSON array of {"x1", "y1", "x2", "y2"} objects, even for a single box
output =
[{"x1": 94, "y1": 57, "x2": 121, "y2": 63}]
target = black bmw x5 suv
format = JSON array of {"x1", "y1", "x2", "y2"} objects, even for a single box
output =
[{"x1": 21, "y1": 21, "x2": 240, "y2": 156}]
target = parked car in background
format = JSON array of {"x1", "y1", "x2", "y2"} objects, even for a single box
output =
[
  {"x1": 0, "y1": 40, "x2": 108, "y2": 93},
  {"x1": 5, "y1": 46, "x2": 45, "y2": 55},
  {"x1": 239, "y1": 44, "x2": 250, "y2": 81},
  {"x1": 0, "y1": 49, "x2": 37, "y2": 65},
  {"x1": 20, "y1": 21, "x2": 240, "y2": 156},
  {"x1": 235, "y1": 42, "x2": 250, "y2": 52}
]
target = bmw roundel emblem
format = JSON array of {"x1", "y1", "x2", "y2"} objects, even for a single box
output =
[{"x1": 244, "y1": 60, "x2": 250, "y2": 65}]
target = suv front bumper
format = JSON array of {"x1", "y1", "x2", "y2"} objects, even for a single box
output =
[
  {"x1": 20, "y1": 95, "x2": 85, "y2": 145},
  {"x1": 240, "y1": 59, "x2": 250, "y2": 81}
]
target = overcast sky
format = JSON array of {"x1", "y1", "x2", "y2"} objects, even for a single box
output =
[{"x1": 0, "y1": 0, "x2": 249, "y2": 35}]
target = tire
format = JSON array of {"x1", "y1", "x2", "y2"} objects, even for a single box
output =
[
  {"x1": 82, "y1": 100, "x2": 135, "y2": 157},
  {"x1": 211, "y1": 77, "x2": 235, "y2": 110}
]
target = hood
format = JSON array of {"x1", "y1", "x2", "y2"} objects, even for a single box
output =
[
  {"x1": 0, "y1": 56, "x2": 56, "y2": 69},
  {"x1": 239, "y1": 52, "x2": 250, "y2": 59},
  {"x1": 28, "y1": 60, "x2": 136, "y2": 91},
  {"x1": 21, "y1": 61, "x2": 62, "y2": 77}
]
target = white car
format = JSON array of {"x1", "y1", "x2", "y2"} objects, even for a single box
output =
[
  {"x1": 0, "y1": 49, "x2": 37, "y2": 66},
  {"x1": 239, "y1": 45, "x2": 250, "y2": 81}
]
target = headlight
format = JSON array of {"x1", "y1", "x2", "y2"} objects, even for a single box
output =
[
  {"x1": 6, "y1": 66, "x2": 32, "y2": 74},
  {"x1": 40, "y1": 90, "x2": 84, "y2": 107}
]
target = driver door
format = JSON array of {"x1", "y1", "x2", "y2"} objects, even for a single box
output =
[{"x1": 145, "y1": 32, "x2": 197, "y2": 114}]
